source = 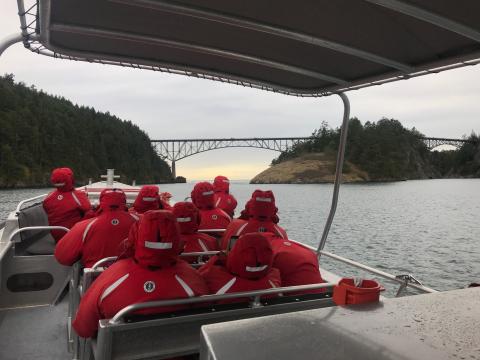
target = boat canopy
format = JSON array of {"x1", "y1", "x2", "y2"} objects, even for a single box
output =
[{"x1": 13, "y1": 0, "x2": 480, "y2": 97}]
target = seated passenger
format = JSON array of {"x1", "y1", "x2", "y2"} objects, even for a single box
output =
[
  {"x1": 72, "y1": 210, "x2": 208, "y2": 338},
  {"x1": 130, "y1": 185, "x2": 171, "y2": 217},
  {"x1": 222, "y1": 190, "x2": 323, "y2": 291},
  {"x1": 172, "y1": 202, "x2": 218, "y2": 263},
  {"x1": 55, "y1": 188, "x2": 137, "y2": 268},
  {"x1": 191, "y1": 182, "x2": 231, "y2": 232},
  {"x1": 43, "y1": 167, "x2": 92, "y2": 241},
  {"x1": 221, "y1": 190, "x2": 287, "y2": 250},
  {"x1": 199, "y1": 233, "x2": 280, "y2": 301},
  {"x1": 213, "y1": 175, "x2": 237, "y2": 217}
]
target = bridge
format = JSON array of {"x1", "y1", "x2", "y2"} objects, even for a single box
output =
[{"x1": 151, "y1": 136, "x2": 474, "y2": 178}]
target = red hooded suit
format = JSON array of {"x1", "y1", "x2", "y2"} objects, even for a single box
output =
[
  {"x1": 200, "y1": 233, "x2": 281, "y2": 302},
  {"x1": 72, "y1": 210, "x2": 208, "y2": 338},
  {"x1": 222, "y1": 190, "x2": 323, "y2": 291},
  {"x1": 213, "y1": 176, "x2": 237, "y2": 218},
  {"x1": 191, "y1": 182, "x2": 231, "y2": 232},
  {"x1": 172, "y1": 202, "x2": 218, "y2": 263},
  {"x1": 221, "y1": 190, "x2": 287, "y2": 250},
  {"x1": 55, "y1": 188, "x2": 137, "y2": 268},
  {"x1": 130, "y1": 185, "x2": 171, "y2": 217},
  {"x1": 43, "y1": 168, "x2": 92, "y2": 241}
]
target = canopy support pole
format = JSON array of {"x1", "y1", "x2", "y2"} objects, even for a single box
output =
[
  {"x1": 0, "y1": 33, "x2": 23, "y2": 57},
  {"x1": 317, "y1": 92, "x2": 350, "y2": 254}
]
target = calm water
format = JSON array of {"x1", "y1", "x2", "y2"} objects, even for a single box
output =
[{"x1": 1, "y1": 179, "x2": 479, "y2": 294}]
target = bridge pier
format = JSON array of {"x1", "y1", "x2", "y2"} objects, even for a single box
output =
[{"x1": 171, "y1": 160, "x2": 176, "y2": 179}]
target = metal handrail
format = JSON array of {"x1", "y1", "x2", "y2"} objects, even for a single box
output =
[
  {"x1": 92, "y1": 256, "x2": 118, "y2": 270},
  {"x1": 319, "y1": 250, "x2": 437, "y2": 294},
  {"x1": 317, "y1": 92, "x2": 350, "y2": 253},
  {"x1": 109, "y1": 282, "x2": 334, "y2": 324},
  {"x1": 198, "y1": 229, "x2": 226, "y2": 233},
  {"x1": 15, "y1": 193, "x2": 48, "y2": 212},
  {"x1": 180, "y1": 250, "x2": 221, "y2": 257},
  {"x1": 7, "y1": 225, "x2": 69, "y2": 242}
]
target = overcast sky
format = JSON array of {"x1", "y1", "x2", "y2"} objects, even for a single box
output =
[{"x1": 1, "y1": 3, "x2": 479, "y2": 180}]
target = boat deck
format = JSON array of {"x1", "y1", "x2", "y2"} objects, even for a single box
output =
[{"x1": 0, "y1": 294, "x2": 69, "y2": 360}]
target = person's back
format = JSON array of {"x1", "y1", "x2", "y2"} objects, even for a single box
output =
[
  {"x1": 55, "y1": 188, "x2": 137, "y2": 267},
  {"x1": 191, "y1": 182, "x2": 231, "y2": 231},
  {"x1": 72, "y1": 210, "x2": 208, "y2": 338},
  {"x1": 43, "y1": 167, "x2": 92, "y2": 241},
  {"x1": 172, "y1": 201, "x2": 218, "y2": 263},
  {"x1": 221, "y1": 190, "x2": 287, "y2": 250},
  {"x1": 213, "y1": 175, "x2": 237, "y2": 217},
  {"x1": 200, "y1": 233, "x2": 281, "y2": 302}
]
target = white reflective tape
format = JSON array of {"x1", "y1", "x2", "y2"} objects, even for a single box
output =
[
  {"x1": 202, "y1": 191, "x2": 214, "y2": 196},
  {"x1": 255, "y1": 197, "x2": 272, "y2": 203},
  {"x1": 100, "y1": 273, "x2": 129, "y2": 303},
  {"x1": 71, "y1": 192, "x2": 82, "y2": 206},
  {"x1": 130, "y1": 213, "x2": 139, "y2": 221},
  {"x1": 274, "y1": 225, "x2": 286, "y2": 239},
  {"x1": 176, "y1": 217, "x2": 192, "y2": 223},
  {"x1": 235, "y1": 223, "x2": 248, "y2": 237},
  {"x1": 53, "y1": 182, "x2": 65, "y2": 187},
  {"x1": 215, "y1": 197, "x2": 221, "y2": 207},
  {"x1": 223, "y1": 179, "x2": 230, "y2": 183},
  {"x1": 142, "y1": 197, "x2": 157, "y2": 202},
  {"x1": 246, "y1": 265, "x2": 268, "y2": 272},
  {"x1": 197, "y1": 238, "x2": 208, "y2": 252},
  {"x1": 82, "y1": 219, "x2": 98, "y2": 243},
  {"x1": 268, "y1": 280, "x2": 277, "y2": 288},
  {"x1": 175, "y1": 275, "x2": 195, "y2": 297},
  {"x1": 144, "y1": 241, "x2": 172, "y2": 249},
  {"x1": 216, "y1": 277, "x2": 236, "y2": 295}
]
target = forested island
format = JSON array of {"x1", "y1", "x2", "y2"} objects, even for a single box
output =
[
  {"x1": 0, "y1": 74, "x2": 172, "y2": 188},
  {"x1": 251, "y1": 118, "x2": 480, "y2": 184}
]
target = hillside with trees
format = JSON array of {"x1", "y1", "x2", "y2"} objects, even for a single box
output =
[
  {"x1": 0, "y1": 74, "x2": 172, "y2": 187},
  {"x1": 253, "y1": 118, "x2": 479, "y2": 183}
]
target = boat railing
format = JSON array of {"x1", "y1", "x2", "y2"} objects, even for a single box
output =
[
  {"x1": 198, "y1": 229, "x2": 226, "y2": 233},
  {"x1": 7, "y1": 225, "x2": 69, "y2": 243},
  {"x1": 15, "y1": 193, "x2": 48, "y2": 213},
  {"x1": 289, "y1": 240, "x2": 437, "y2": 295},
  {"x1": 109, "y1": 282, "x2": 334, "y2": 324}
]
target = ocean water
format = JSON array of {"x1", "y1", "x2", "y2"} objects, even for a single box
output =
[{"x1": 1, "y1": 179, "x2": 479, "y2": 295}]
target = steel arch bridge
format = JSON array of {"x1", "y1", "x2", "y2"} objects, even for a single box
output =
[
  {"x1": 151, "y1": 136, "x2": 474, "y2": 177},
  {"x1": 151, "y1": 137, "x2": 312, "y2": 177}
]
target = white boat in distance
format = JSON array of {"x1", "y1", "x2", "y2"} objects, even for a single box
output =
[{"x1": 1, "y1": 1, "x2": 480, "y2": 359}]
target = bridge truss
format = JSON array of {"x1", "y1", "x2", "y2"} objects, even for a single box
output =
[
  {"x1": 151, "y1": 137, "x2": 312, "y2": 177},
  {"x1": 151, "y1": 136, "x2": 474, "y2": 177}
]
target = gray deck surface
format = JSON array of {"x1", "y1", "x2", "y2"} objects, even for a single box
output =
[
  {"x1": 201, "y1": 287, "x2": 480, "y2": 360},
  {"x1": 0, "y1": 295, "x2": 69, "y2": 360}
]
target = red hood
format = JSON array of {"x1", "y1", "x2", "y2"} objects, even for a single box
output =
[
  {"x1": 99, "y1": 188, "x2": 127, "y2": 212},
  {"x1": 50, "y1": 168, "x2": 74, "y2": 192},
  {"x1": 226, "y1": 233, "x2": 273, "y2": 279},
  {"x1": 133, "y1": 185, "x2": 160, "y2": 214},
  {"x1": 191, "y1": 182, "x2": 215, "y2": 210},
  {"x1": 213, "y1": 176, "x2": 230, "y2": 193},
  {"x1": 133, "y1": 210, "x2": 182, "y2": 268},
  {"x1": 172, "y1": 202, "x2": 200, "y2": 234},
  {"x1": 249, "y1": 190, "x2": 276, "y2": 221}
]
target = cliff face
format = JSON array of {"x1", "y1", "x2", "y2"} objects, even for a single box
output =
[{"x1": 251, "y1": 153, "x2": 369, "y2": 184}]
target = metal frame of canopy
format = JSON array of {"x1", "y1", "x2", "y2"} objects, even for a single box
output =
[{"x1": 1, "y1": 0, "x2": 479, "y2": 292}]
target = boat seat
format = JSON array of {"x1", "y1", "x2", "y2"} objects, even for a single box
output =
[
  {"x1": 16, "y1": 203, "x2": 56, "y2": 255},
  {"x1": 88, "y1": 290, "x2": 334, "y2": 360}
]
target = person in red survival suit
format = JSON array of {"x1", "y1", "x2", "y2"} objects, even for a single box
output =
[
  {"x1": 43, "y1": 167, "x2": 93, "y2": 241},
  {"x1": 221, "y1": 190, "x2": 323, "y2": 291},
  {"x1": 199, "y1": 232, "x2": 281, "y2": 302},
  {"x1": 72, "y1": 210, "x2": 208, "y2": 338},
  {"x1": 191, "y1": 182, "x2": 231, "y2": 232},
  {"x1": 55, "y1": 188, "x2": 138, "y2": 268},
  {"x1": 213, "y1": 175, "x2": 238, "y2": 218},
  {"x1": 221, "y1": 190, "x2": 287, "y2": 250},
  {"x1": 172, "y1": 202, "x2": 218, "y2": 263},
  {"x1": 129, "y1": 185, "x2": 171, "y2": 217}
]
